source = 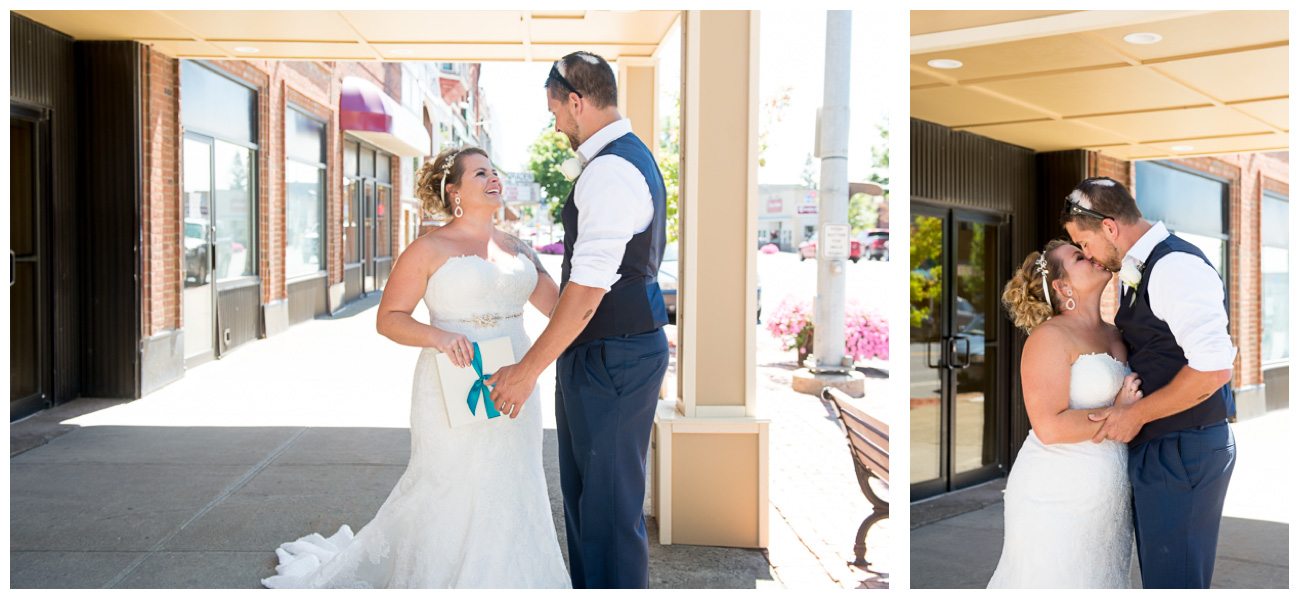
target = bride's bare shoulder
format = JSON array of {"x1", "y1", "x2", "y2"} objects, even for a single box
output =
[{"x1": 1022, "y1": 320, "x2": 1072, "y2": 362}]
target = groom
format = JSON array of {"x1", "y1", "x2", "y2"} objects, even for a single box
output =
[
  {"x1": 488, "y1": 51, "x2": 670, "y2": 589},
  {"x1": 1062, "y1": 177, "x2": 1237, "y2": 589}
]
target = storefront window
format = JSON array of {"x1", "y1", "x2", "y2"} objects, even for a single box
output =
[
  {"x1": 1262, "y1": 192, "x2": 1289, "y2": 362},
  {"x1": 1135, "y1": 160, "x2": 1229, "y2": 280},
  {"x1": 286, "y1": 162, "x2": 324, "y2": 277},
  {"x1": 286, "y1": 107, "x2": 326, "y2": 278},
  {"x1": 214, "y1": 140, "x2": 256, "y2": 280},
  {"x1": 344, "y1": 177, "x2": 360, "y2": 264}
]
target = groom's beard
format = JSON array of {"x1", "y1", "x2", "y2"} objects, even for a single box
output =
[{"x1": 1098, "y1": 237, "x2": 1123, "y2": 272}]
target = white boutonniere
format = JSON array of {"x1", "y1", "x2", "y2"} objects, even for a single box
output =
[
  {"x1": 1119, "y1": 263, "x2": 1144, "y2": 306},
  {"x1": 559, "y1": 157, "x2": 583, "y2": 181}
]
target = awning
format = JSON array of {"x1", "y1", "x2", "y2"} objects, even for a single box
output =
[{"x1": 340, "y1": 77, "x2": 431, "y2": 157}]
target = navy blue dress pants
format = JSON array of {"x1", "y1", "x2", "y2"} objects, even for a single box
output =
[
  {"x1": 1129, "y1": 420, "x2": 1236, "y2": 588},
  {"x1": 556, "y1": 328, "x2": 669, "y2": 589}
]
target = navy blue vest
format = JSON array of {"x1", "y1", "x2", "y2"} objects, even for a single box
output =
[
  {"x1": 560, "y1": 131, "x2": 669, "y2": 348},
  {"x1": 1114, "y1": 234, "x2": 1235, "y2": 448}
]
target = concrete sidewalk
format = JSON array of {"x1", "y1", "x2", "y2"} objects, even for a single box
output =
[
  {"x1": 10, "y1": 275, "x2": 885, "y2": 588},
  {"x1": 910, "y1": 409, "x2": 1290, "y2": 589}
]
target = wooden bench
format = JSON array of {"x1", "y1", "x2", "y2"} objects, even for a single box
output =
[{"x1": 822, "y1": 386, "x2": 889, "y2": 570}]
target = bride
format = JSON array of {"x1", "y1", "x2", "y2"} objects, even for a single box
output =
[
  {"x1": 262, "y1": 146, "x2": 571, "y2": 588},
  {"x1": 987, "y1": 240, "x2": 1143, "y2": 589}
]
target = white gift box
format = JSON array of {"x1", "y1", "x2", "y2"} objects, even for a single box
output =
[{"x1": 434, "y1": 336, "x2": 517, "y2": 428}]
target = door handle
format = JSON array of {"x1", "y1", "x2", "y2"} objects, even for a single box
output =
[
  {"x1": 926, "y1": 338, "x2": 942, "y2": 369},
  {"x1": 10, "y1": 250, "x2": 14, "y2": 286},
  {"x1": 951, "y1": 335, "x2": 972, "y2": 369}
]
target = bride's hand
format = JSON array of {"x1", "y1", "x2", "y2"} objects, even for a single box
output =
[
  {"x1": 1115, "y1": 372, "x2": 1143, "y2": 407},
  {"x1": 429, "y1": 328, "x2": 474, "y2": 368}
]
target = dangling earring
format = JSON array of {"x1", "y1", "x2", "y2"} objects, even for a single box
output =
[
  {"x1": 453, "y1": 195, "x2": 463, "y2": 219},
  {"x1": 1065, "y1": 288, "x2": 1076, "y2": 311}
]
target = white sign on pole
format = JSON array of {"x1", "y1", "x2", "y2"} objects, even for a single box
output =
[{"x1": 821, "y1": 223, "x2": 851, "y2": 260}]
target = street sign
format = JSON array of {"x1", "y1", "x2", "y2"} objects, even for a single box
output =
[{"x1": 821, "y1": 223, "x2": 850, "y2": 260}]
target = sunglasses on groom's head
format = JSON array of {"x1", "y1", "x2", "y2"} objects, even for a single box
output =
[
  {"x1": 1064, "y1": 197, "x2": 1114, "y2": 222},
  {"x1": 547, "y1": 62, "x2": 583, "y2": 99}
]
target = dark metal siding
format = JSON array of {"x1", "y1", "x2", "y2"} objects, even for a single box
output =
[
  {"x1": 218, "y1": 282, "x2": 262, "y2": 354},
  {"x1": 77, "y1": 41, "x2": 144, "y2": 399},
  {"x1": 11, "y1": 14, "x2": 81, "y2": 408},
  {"x1": 911, "y1": 118, "x2": 1041, "y2": 469},
  {"x1": 1036, "y1": 150, "x2": 1089, "y2": 248},
  {"x1": 288, "y1": 275, "x2": 328, "y2": 324}
]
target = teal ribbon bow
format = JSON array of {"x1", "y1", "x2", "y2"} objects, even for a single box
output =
[{"x1": 466, "y1": 343, "x2": 501, "y2": 419}]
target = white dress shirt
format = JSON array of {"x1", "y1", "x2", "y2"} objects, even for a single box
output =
[
  {"x1": 1123, "y1": 221, "x2": 1237, "y2": 372},
  {"x1": 568, "y1": 118, "x2": 654, "y2": 291}
]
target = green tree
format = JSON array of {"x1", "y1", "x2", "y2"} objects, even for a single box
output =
[
  {"x1": 525, "y1": 116, "x2": 577, "y2": 223},
  {"x1": 848, "y1": 192, "x2": 878, "y2": 233},
  {"x1": 910, "y1": 215, "x2": 943, "y2": 331},
  {"x1": 659, "y1": 90, "x2": 681, "y2": 242},
  {"x1": 800, "y1": 153, "x2": 818, "y2": 190},
  {"x1": 849, "y1": 114, "x2": 889, "y2": 235}
]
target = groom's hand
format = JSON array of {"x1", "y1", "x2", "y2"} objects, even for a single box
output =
[
  {"x1": 1088, "y1": 404, "x2": 1144, "y2": 444},
  {"x1": 486, "y1": 363, "x2": 538, "y2": 419}
]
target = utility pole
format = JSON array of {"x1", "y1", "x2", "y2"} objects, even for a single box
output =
[{"x1": 793, "y1": 10, "x2": 865, "y2": 397}]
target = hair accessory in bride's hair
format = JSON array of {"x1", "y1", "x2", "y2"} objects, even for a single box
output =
[
  {"x1": 1035, "y1": 253, "x2": 1053, "y2": 310},
  {"x1": 439, "y1": 148, "x2": 463, "y2": 208}
]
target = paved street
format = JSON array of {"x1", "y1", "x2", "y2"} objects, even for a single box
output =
[{"x1": 9, "y1": 250, "x2": 891, "y2": 589}]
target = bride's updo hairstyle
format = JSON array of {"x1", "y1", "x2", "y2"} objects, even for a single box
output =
[
  {"x1": 415, "y1": 146, "x2": 489, "y2": 219},
  {"x1": 1002, "y1": 239, "x2": 1072, "y2": 334}
]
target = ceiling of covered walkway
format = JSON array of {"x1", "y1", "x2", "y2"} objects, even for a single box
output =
[
  {"x1": 15, "y1": 10, "x2": 680, "y2": 62},
  {"x1": 911, "y1": 10, "x2": 1288, "y2": 160}
]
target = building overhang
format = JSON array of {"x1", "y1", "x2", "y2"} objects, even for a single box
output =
[
  {"x1": 13, "y1": 10, "x2": 680, "y2": 63},
  {"x1": 911, "y1": 10, "x2": 1289, "y2": 161},
  {"x1": 340, "y1": 77, "x2": 431, "y2": 157}
]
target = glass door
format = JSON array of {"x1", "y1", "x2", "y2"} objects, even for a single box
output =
[
  {"x1": 11, "y1": 113, "x2": 48, "y2": 419},
  {"x1": 362, "y1": 181, "x2": 377, "y2": 293},
  {"x1": 183, "y1": 135, "x2": 216, "y2": 364},
  {"x1": 911, "y1": 204, "x2": 1008, "y2": 500}
]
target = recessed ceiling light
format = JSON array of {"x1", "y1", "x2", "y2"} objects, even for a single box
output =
[
  {"x1": 1171, "y1": 144, "x2": 1195, "y2": 151},
  {"x1": 389, "y1": 49, "x2": 414, "y2": 56},
  {"x1": 927, "y1": 59, "x2": 963, "y2": 69},
  {"x1": 234, "y1": 46, "x2": 260, "y2": 53},
  {"x1": 1123, "y1": 32, "x2": 1162, "y2": 45}
]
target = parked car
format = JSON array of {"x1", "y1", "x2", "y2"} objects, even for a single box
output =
[
  {"x1": 659, "y1": 243, "x2": 677, "y2": 322},
  {"x1": 184, "y1": 218, "x2": 210, "y2": 285},
  {"x1": 861, "y1": 229, "x2": 889, "y2": 260},
  {"x1": 657, "y1": 243, "x2": 761, "y2": 324},
  {"x1": 798, "y1": 231, "x2": 862, "y2": 262}
]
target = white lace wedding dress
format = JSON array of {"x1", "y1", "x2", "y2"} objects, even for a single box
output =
[
  {"x1": 263, "y1": 253, "x2": 571, "y2": 589},
  {"x1": 987, "y1": 353, "x2": 1133, "y2": 589}
]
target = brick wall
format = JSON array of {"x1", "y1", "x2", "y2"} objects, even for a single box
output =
[
  {"x1": 1086, "y1": 153, "x2": 1130, "y2": 325},
  {"x1": 141, "y1": 47, "x2": 180, "y2": 338},
  {"x1": 1089, "y1": 150, "x2": 1290, "y2": 389},
  {"x1": 146, "y1": 58, "x2": 414, "y2": 332}
]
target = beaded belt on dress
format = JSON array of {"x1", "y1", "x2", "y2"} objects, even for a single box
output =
[{"x1": 452, "y1": 311, "x2": 523, "y2": 327}]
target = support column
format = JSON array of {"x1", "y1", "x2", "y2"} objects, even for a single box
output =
[
  {"x1": 651, "y1": 9, "x2": 768, "y2": 550},
  {"x1": 617, "y1": 57, "x2": 660, "y2": 157}
]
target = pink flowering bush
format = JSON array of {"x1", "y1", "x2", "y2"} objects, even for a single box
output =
[
  {"x1": 845, "y1": 299, "x2": 889, "y2": 361},
  {"x1": 765, "y1": 295, "x2": 889, "y2": 363},
  {"x1": 766, "y1": 296, "x2": 814, "y2": 353},
  {"x1": 760, "y1": 243, "x2": 780, "y2": 254}
]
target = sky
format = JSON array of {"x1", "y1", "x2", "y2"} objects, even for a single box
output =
[{"x1": 479, "y1": 10, "x2": 888, "y2": 187}]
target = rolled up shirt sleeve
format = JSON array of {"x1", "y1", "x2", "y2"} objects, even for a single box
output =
[
  {"x1": 1148, "y1": 253, "x2": 1238, "y2": 372},
  {"x1": 568, "y1": 155, "x2": 653, "y2": 291}
]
